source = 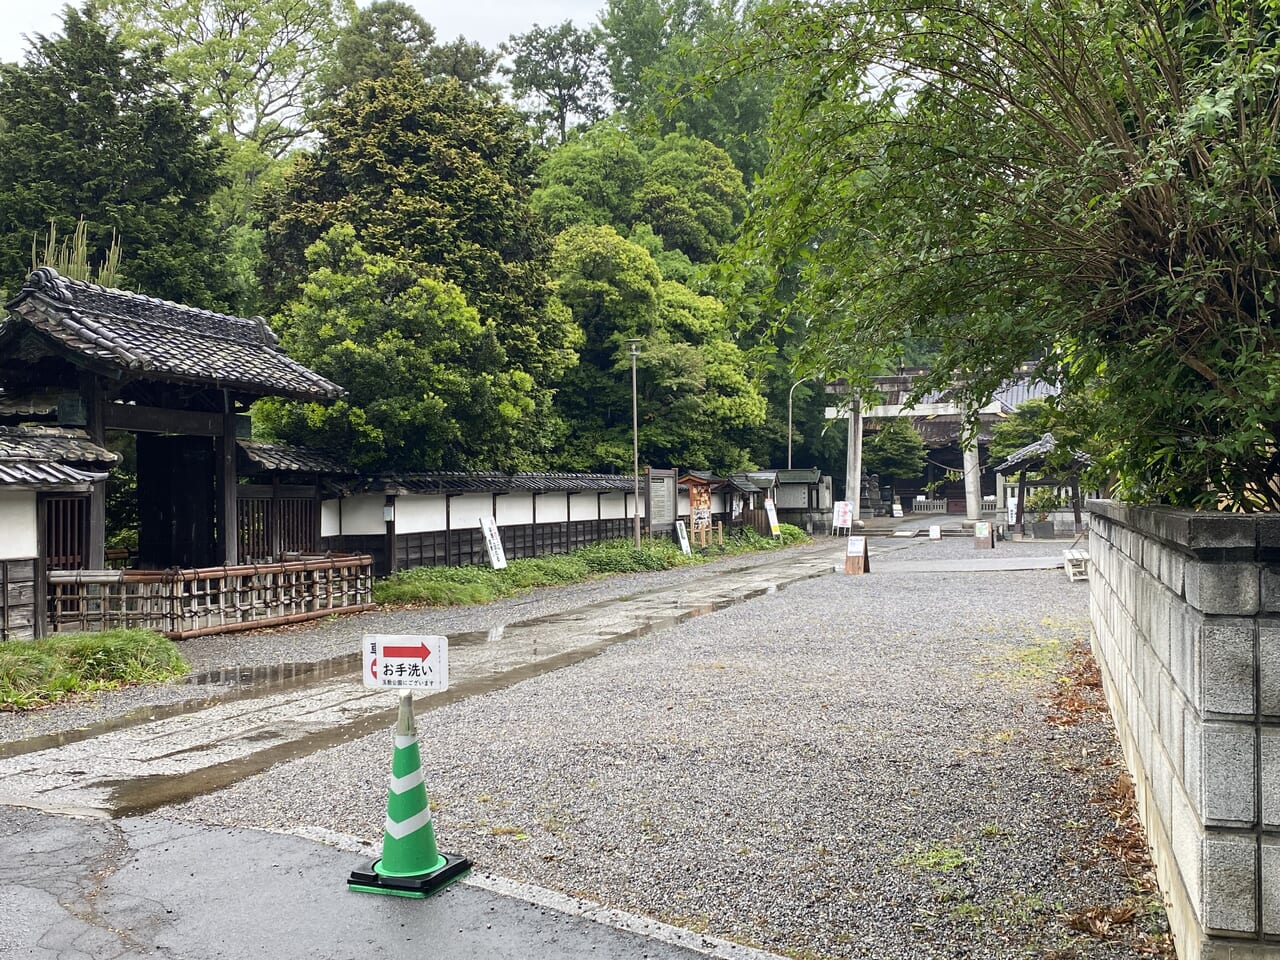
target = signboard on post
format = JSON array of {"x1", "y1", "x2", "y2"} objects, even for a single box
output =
[
  {"x1": 674, "y1": 519, "x2": 691, "y2": 555},
  {"x1": 363, "y1": 635, "x2": 449, "y2": 690},
  {"x1": 844, "y1": 536, "x2": 870, "y2": 575},
  {"x1": 646, "y1": 468, "x2": 678, "y2": 535},
  {"x1": 478, "y1": 515, "x2": 507, "y2": 569},
  {"x1": 764, "y1": 498, "x2": 781, "y2": 537}
]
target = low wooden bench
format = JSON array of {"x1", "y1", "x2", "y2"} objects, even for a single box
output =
[{"x1": 1063, "y1": 548, "x2": 1090, "y2": 581}]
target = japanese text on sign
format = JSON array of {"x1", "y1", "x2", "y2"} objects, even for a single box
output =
[
  {"x1": 479, "y1": 516, "x2": 507, "y2": 569},
  {"x1": 363, "y1": 634, "x2": 449, "y2": 691}
]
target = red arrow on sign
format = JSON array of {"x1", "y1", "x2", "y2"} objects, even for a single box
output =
[
  {"x1": 370, "y1": 657, "x2": 377, "y2": 681},
  {"x1": 382, "y1": 641, "x2": 432, "y2": 662}
]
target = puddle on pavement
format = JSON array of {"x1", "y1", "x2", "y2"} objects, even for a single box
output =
[{"x1": 4, "y1": 555, "x2": 835, "y2": 814}]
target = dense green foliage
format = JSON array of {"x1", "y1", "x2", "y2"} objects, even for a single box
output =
[
  {"x1": 744, "y1": 0, "x2": 1280, "y2": 509},
  {"x1": 374, "y1": 524, "x2": 810, "y2": 605},
  {"x1": 861, "y1": 419, "x2": 926, "y2": 489},
  {"x1": 0, "y1": 2, "x2": 817, "y2": 482},
  {"x1": 0, "y1": 8, "x2": 233, "y2": 305},
  {"x1": 257, "y1": 226, "x2": 553, "y2": 470},
  {"x1": 0, "y1": 630, "x2": 189, "y2": 711},
  {"x1": 318, "y1": 1, "x2": 498, "y2": 100},
  {"x1": 99, "y1": 0, "x2": 353, "y2": 158},
  {"x1": 600, "y1": 0, "x2": 776, "y2": 181},
  {"x1": 549, "y1": 224, "x2": 765, "y2": 471},
  {"x1": 534, "y1": 126, "x2": 746, "y2": 265}
]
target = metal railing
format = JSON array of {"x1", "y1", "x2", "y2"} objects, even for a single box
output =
[{"x1": 48, "y1": 554, "x2": 374, "y2": 639}]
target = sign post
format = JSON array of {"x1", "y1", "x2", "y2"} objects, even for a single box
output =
[
  {"x1": 973, "y1": 520, "x2": 995, "y2": 550},
  {"x1": 478, "y1": 515, "x2": 507, "y2": 570},
  {"x1": 350, "y1": 635, "x2": 469, "y2": 898}
]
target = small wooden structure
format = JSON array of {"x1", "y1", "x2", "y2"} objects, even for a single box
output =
[
  {"x1": 991, "y1": 432, "x2": 1091, "y2": 536},
  {"x1": 0, "y1": 268, "x2": 371, "y2": 638},
  {"x1": 0, "y1": 425, "x2": 116, "y2": 639},
  {"x1": 679, "y1": 472, "x2": 715, "y2": 546}
]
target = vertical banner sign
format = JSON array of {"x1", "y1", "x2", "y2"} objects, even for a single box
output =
[
  {"x1": 674, "y1": 519, "x2": 691, "y2": 555},
  {"x1": 844, "y1": 536, "x2": 870, "y2": 575},
  {"x1": 1007, "y1": 496, "x2": 1018, "y2": 525},
  {"x1": 478, "y1": 515, "x2": 507, "y2": 569},
  {"x1": 974, "y1": 520, "x2": 994, "y2": 550},
  {"x1": 764, "y1": 498, "x2": 781, "y2": 537},
  {"x1": 363, "y1": 635, "x2": 449, "y2": 690}
]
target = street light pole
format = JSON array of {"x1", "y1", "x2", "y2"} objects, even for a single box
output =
[
  {"x1": 626, "y1": 338, "x2": 643, "y2": 548},
  {"x1": 787, "y1": 377, "x2": 812, "y2": 470}
]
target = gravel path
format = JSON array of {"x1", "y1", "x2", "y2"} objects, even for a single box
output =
[{"x1": 155, "y1": 542, "x2": 1168, "y2": 959}]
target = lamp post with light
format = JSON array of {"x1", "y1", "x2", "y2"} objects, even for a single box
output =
[
  {"x1": 626, "y1": 338, "x2": 643, "y2": 547},
  {"x1": 787, "y1": 377, "x2": 813, "y2": 470}
]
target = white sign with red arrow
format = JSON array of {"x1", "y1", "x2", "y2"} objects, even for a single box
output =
[{"x1": 362, "y1": 634, "x2": 449, "y2": 691}]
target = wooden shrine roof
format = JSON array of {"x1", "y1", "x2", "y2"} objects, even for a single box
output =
[{"x1": 1, "y1": 268, "x2": 343, "y2": 401}]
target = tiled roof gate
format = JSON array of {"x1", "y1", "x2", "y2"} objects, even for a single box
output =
[{"x1": 0, "y1": 268, "x2": 346, "y2": 583}]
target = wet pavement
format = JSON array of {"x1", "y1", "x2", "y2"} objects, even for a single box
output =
[{"x1": 0, "y1": 547, "x2": 842, "y2": 820}]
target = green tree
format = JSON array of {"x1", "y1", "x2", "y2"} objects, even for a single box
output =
[
  {"x1": 0, "y1": 6, "x2": 232, "y2": 305},
  {"x1": 861, "y1": 418, "x2": 926, "y2": 492},
  {"x1": 638, "y1": 131, "x2": 745, "y2": 263},
  {"x1": 502, "y1": 22, "x2": 609, "y2": 145},
  {"x1": 744, "y1": 0, "x2": 1280, "y2": 509},
  {"x1": 534, "y1": 127, "x2": 745, "y2": 264},
  {"x1": 99, "y1": 0, "x2": 354, "y2": 158},
  {"x1": 600, "y1": 0, "x2": 776, "y2": 181},
  {"x1": 317, "y1": 1, "x2": 498, "y2": 100},
  {"x1": 260, "y1": 65, "x2": 580, "y2": 458},
  {"x1": 550, "y1": 224, "x2": 765, "y2": 471},
  {"x1": 257, "y1": 226, "x2": 539, "y2": 471}
]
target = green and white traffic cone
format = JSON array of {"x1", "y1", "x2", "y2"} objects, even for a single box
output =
[{"x1": 348, "y1": 692, "x2": 471, "y2": 898}]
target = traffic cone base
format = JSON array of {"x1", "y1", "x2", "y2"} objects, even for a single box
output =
[
  {"x1": 347, "y1": 852, "x2": 471, "y2": 899},
  {"x1": 348, "y1": 691, "x2": 471, "y2": 899}
]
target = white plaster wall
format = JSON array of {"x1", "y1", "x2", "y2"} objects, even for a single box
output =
[
  {"x1": 451, "y1": 493, "x2": 493, "y2": 530},
  {"x1": 569, "y1": 492, "x2": 597, "y2": 521},
  {"x1": 678, "y1": 490, "x2": 690, "y2": 518},
  {"x1": 0, "y1": 489, "x2": 37, "y2": 559},
  {"x1": 341, "y1": 495, "x2": 386, "y2": 536},
  {"x1": 497, "y1": 493, "x2": 535, "y2": 526},
  {"x1": 395, "y1": 495, "x2": 448, "y2": 534},
  {"x1": 321, "y1": 499, "x2": 341, "y2": 538},
  {"x1": 537, "y1": 493, "x2": 568, "y2": 523},
  {"x1": 599, "y1": 493, "x2": 627, "y2": 520},
  {"x1": 710, "y1": 491, "x2": 725, "y2": 513}
]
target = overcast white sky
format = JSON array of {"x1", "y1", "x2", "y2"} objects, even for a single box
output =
[{"x1": 0, "y1": 0, "x2": 605, "y2": 65}]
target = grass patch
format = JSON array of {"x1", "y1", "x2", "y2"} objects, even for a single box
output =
[
  {"x1": 0, "y1": 629, "x2": 189, "y2": 711},
  {"x1": 373, "y1": 524, "x2": 811, "y2": 607},
  {"x1": 902, "y1": 843, "x2": 969, "y2": 872}
]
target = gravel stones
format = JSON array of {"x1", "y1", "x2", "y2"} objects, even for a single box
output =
[{"x1": 155, "y1": 539, "x2": 1165, "y2": 959}]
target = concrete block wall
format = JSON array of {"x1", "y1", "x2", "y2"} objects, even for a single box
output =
[{"x1": 1088, "y1": 501, "x2": 1279, "y2": 959}]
